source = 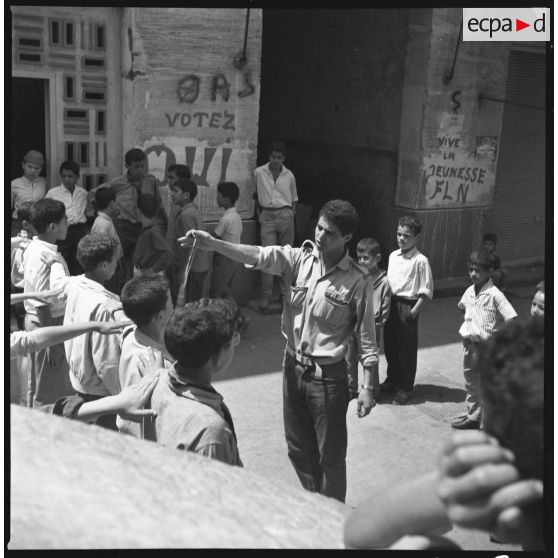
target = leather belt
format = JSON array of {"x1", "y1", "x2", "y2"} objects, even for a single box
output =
[
  {"x1": 286, "y1": 345, "x2": 343, "y2": 367},
  {"x1": 260, "y1": 206, "x2": 291, "y2": 210}
]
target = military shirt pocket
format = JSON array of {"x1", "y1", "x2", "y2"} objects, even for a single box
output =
[{"x1": 314, "y1": 291, "x2": 351, "y2": 322}]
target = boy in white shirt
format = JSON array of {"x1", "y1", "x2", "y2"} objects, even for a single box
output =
[
  {"x1": 64, "y1": 233, "x2": 127, "y2": 430},
  {"x1": 117, "y1": 273, "x2": 174, "y2": 436},
  {"x1": 46, "y1": 160, "x2": 90, "y2": 275},
  {"x1": 210, "y1": 182, "x2": 243, "y2": 298},
  {"x1": 22, "y1": 198, "x2": 74, "y2": 409}
]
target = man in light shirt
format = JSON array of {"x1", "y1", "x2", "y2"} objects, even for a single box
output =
[
  {"x1": 46, "y1": 160, "x2": 90, "y2": 275},
  {"x1": 11, "y1": 150, "x2": 47, "y2": 235},
  {"x1": 254, "y1": 141, "x2": 298, "y2": 311}
]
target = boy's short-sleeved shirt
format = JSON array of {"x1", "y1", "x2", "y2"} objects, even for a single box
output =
[
  {"x1": 387, "y1": 247, "x2": 434, "y2": 299},
  {"x1": 11, "y1": 175, "x2": 47, "y2": 218},
  {"x1": 11, "y1": 232, "x2": 31, "y2": 288},
  {"x1": 63, "y1": 275, "x2": 126, "y2": 396},
  {"x1": 214, "y1": 207, "x2": 242, "y2": 244},
  {"x1": 117, "y1": 326, "x2": 174, "y2": 437},
  {"x1": 132, "y1": 226, "x2": 174, "y2": 272},
  {"x1": 91, "y1": 212, "x2": 123, "y2": 260},
  {"x1": 142, "y1": 367, "x2": 242, "y2": 466},
  {"x1": 458, "y1": 279, "x2": 517, "y2": 342},
  {"x1": 45, "y1": 184, "x2": 88, "y2": 225},
  {"x1": 23, "y1": 237, "x2": 70, "y2": 318}
]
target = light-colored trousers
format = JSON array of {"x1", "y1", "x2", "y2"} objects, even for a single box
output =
[
  {"x1": 463, "y1": 340, "x2": 482, "y2": 422},
  {"x1": 258, "y1": 207, "x2": 295, "y2": 299}
]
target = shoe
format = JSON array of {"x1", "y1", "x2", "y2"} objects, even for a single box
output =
[
  {"x1": 451, "y1": 417, "x2": 481, "y2": 430},
  {"x1": 379, "y1": 380, "x2": 397, "y2": 395},
  {"x1": 392, "y1": 389, "x2": 411, "y2": 405},
  {"x1": 489, "y1": 532, "x2": 504, "y2": 544},
  {"x1": 258, "y1": 296, "x2": 270, "y2": 312}
]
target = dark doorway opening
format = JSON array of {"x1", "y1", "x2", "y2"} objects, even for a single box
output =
[{"x1": 11, "y1": 77, "x2": 47, "y2": 180}]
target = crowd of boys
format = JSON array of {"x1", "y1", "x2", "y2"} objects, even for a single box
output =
[{"x1": 9, "y1": 146, "x2": 546, "y2": 550}]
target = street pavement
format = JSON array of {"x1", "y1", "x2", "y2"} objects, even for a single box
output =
[{"x1": 214, "y1": 285, "x2": 535, "y2": 550}]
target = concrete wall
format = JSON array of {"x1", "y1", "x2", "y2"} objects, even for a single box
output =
[
  {"x1": 10, "y1": 405, "x2": 346, "y2": 549},
  {"x1": 122, "y1": 8, "x2": 262, "y2": 222},
  {"x1": 258, "y1": 9, "x2": 409, "y2": 259},
  {"x1": 395, "y1": 8, "x2": 510, "y2": 278}
]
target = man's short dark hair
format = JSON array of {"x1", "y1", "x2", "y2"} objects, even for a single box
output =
[
  {"x1": 17, "y1": 201, "x2": 34, "y2": 223},
  {"x1": 269, "y1": 141, "x2": 287, "y2": 157},
  {"x1": 319, "y1": 200, "x2": 359, "y2": 236},
  {"x1": 398, "y1": 215, "x2": 422, "y2": 236},
  {"x1": 468, "y1": 250, "x2": 496, "y2": 271},
  {"x1": 125, "y1": 148, "x2": 147, "y2": 166},
  {"x1": 77, "y1": 233, "x2": 117, "y2": 272},
  {"x1": 356, "y1": 237, "x2": 381, "y2": 257},
  {"x1": 59, "y1": 160, "x2": 80, "y2": 176},
  {"x1": 482, "y1": 233, "x2": 498, "y2": 244},
  {"x1": 478, "y1": 318, "x2": 543, "y2": 481},
  {"x1": 174, "y1": 178, "x2": 198, "y2": 201},
  {"x1": 94, "y1": 186, "x2": 116, "y2": 210},
  {"x1": 217, "y1": 181, "x2": 239, "y2": 205},
  {"x1": 168, "y1": 164, "x2": 191, "y2": 180},
  {"x1": 30, "y1": 199, "x2": 66, "y2": 233},
  {"x1": 121, "y1": 274, "x2": 170, "y2": 327},
  {"x1": 137, "y1": 193, "x2": 160, "y2": 219},
  {"x1": 165, "y1": 298, "x2": 239, "y2": 370}
]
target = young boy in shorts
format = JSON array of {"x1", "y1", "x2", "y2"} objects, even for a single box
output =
[
  {"x1": 63, "y1": 233, "x2": 127, "y2": 430},
  {"x1": 344, "y1": 317, "x2": 544, "y2": 551},
  {"x1": 142, "y1": 298, "x2": 243, "y2": 466},
  {"x1": 11, "y1": 150, "x2": 47, "y2": 235},
  {"x1": 170, "y1": 178, "x2": 210, "y2": 304},
  {"x1": 210, "y1": 181, "x2": 243, "y2": 298},
  {"x1": 347, "y1": 237, "x2": 391, "y2": 398},
  {"x1": 46, "y1": 160, "x2": 89, "y2": 275},
  {"x1": 530, "y1": 280, "x2": 544, "y2": 318},
  {"x1": 383, "y1": 216, "x2": 433, "y2": 404},
  {"x1": 452, "y1": 250, "x2": 516, "y2": 430},
  {"x1": 132, "y1": 193, "x2": 175, "y2": 278},
  {"x1": 22, "y1": 198, "x2": 73, "y2": 409},
  {"x1": 117, "y1": 273, "x2": 174, "y2": 436}
]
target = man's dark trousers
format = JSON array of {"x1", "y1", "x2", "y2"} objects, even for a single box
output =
[
  {"x1": 383, "y1": 296, "x2": 419, "y2": 392},
  {"x1": 282, "y1": 351, "x2": 349, "y2": 503}
]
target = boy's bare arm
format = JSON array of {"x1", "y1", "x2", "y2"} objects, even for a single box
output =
[
  {"x1": 344, "y1": 470, "x2": 451, "y2": 549},
  {"x1": 410, "y1": 293, "x2": 427, "y2": 318}
]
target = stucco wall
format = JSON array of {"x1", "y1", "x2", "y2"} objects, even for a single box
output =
[{"x1": 123, "y1": 8, "x2": 262, "y2": 221}]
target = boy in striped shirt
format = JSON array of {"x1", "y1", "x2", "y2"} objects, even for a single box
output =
[{"x1": 453, "y1": 250, "x2": 517, "y2": 430}]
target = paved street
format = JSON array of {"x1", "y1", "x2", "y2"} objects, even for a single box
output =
[{"x1": 214, "y1": 285, "x2": 534, "y2": 550}]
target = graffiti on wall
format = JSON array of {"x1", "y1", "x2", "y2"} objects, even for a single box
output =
[
  {"x1": 422, "y1": 112, "x2": 498, "y2": 208},
  {"x1": 144, "y1": 137, "x2": 254, "y2": 221},
  {"x1": 176, "y1": 72, "x2": 255, "y2": 105}
]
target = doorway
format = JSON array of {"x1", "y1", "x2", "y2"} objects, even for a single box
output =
[{"x1": 11, "y1": 77, "x2": 47, "y2": 180}]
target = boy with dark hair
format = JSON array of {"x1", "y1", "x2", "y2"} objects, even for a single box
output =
[
  {"x1": 210, "y1": 181, "x2": 243, "y2": 298},
  {"x1": 344, "y1": 317, "x2": 544, "y2": 551},
  {"x1": 383, "y1": 215, "x2": 433, "y2": 405},
  {"x1": 531, "y1": 280, "x2": 544, "y2": 317},
  {"x1": 117, "y1": 273, "x2": 174, "y2": 436},
  {"x1": 452, "y1": 250, "x2": 516, "y2": 430},
  {"x1": 142, "y1": 298, "x2": 243, "y2": 466},
  {"x1": 11, "y1": 150, "x2": 47, "y2": 235},
  {"x1": 179, "y1": 199, "x2": 378, "y2": 503},
  {"x1": 170, "y1": 178, "x2": 210, "y2": 304},
  {"x1": 22, "y1": 198, "x2": 73, "y2": 409},
  {"x1": 254, "y1": 140, "x2": 298, "y2": 312},
  {"x1": 91, "y1": 185, "x2": 123, "y2": 294},
  {"x1": 46, "y1": 160, "x2": 89, "y2": 275},
  {"x1": 63, "y1": 233, "x2": 127, "y2": 430},
  {"x1": 346, "y1": 237, "x2": 391, "y2": 398},
  {"x1": 132, "y1": 193, "x2": 174, "y2": 278},
  {"x1": 481, "y1": 232, "x2": 507, "y2": 293},
  {"x1": 107, "y1": 148, "x2": 167, "y2": 285},
  {"x1": 160, "y1": 163, "x2": 191, "y2": 218}
]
